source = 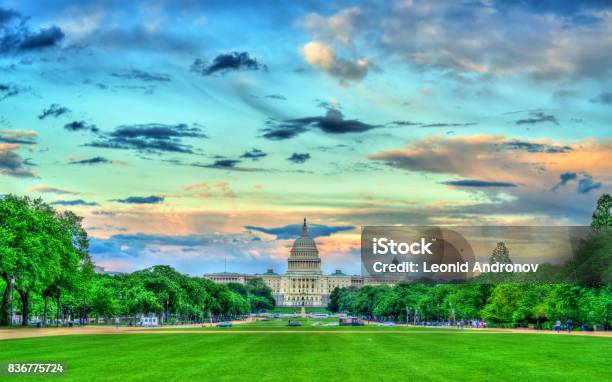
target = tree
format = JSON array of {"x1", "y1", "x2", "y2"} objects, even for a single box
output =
[
  {"x1": 567, "y1": 195, "x2": 612, "y2": 286},
  {"x1": 205, "y1": 282, "x2": 233, "y2": 318},
  {"x1": 1, "y1": 196, "x2": 66, "y2": 326},
  {"x1": 489, "y1": 242, "x2": 512, "y2": 265},
  {"x1": 125, "y1": 286, "x2": 162, "y2": 316},
  {"x1": 41, "y1": 209, "x2": 92, "y2": 327},
  {"x1": 132, "y1": 265, "x2": 183, "y2": 322},
  {"x1": 591, "y1": 194, "x2": 611, "y2": 229},
  {"x1": 327, "y1": 287, "x2": 342, "y2": 312},
  {"x1": 354, "y1": 285, "x2": 391, "y2": 319},
  {"x1": 0, "y1": 195, "x2": 29, "y2": 325},
  {"x1": 89, "y1": 280, "x2": 119, "y2": 323},
  {"x1": 227, "y1": 282, "x2": 248, "y2": 298},
  {"x1": 227, "y1": 279, "x2": 274, "y2": 313},
  {"x1": 509, "y1": 285, "x2": 551, "y2": 328},
  {"x1": 482, "y1": 284, "x2": 522, "y2": 324},
  {"x1": 0, "y1": 196, "x2": 93, "y2": 326},
  {"x1": 420, "y1": 285, "x2": 452, "y2": 322},
  {"x1": 445, "y1": 285, "x2": 488, "y2": 322},
  {"x1": 572, "y1": 229, "x2": 612, "y2": 285},
  {"x1": 579, "y1": 286, "x2": 611, "y2": 329},
  {"x1": 373, "y1": 289, "x2": 401, "y2": 320},
  {"x1": 328, "y1": 286, "x2": 359, "y2": 314},
  {"x1": 545, "y1": 284, "x2": 586, "y2": 324},
  {"x1": 181, "y1": 277, "x2": 209, "y2": 322},
  {"x1": 245, "y1": 278, "x2": 274, "y2": 312},
  {"x1": 395, "y1": 283, "x2": 431, "y2": 323}
]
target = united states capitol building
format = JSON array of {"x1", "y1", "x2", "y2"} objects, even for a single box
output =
[{"x1": 204, "y1": 219, "x2": 397, "y2": 307}]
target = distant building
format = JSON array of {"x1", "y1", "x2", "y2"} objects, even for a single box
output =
[{"x1": 205, "y1": 218, "x2": 398, "y2": 307}]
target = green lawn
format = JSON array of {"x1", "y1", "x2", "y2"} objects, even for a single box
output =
[{"x1": 0, "y1": 322, "x2": 610, "y2": 381}]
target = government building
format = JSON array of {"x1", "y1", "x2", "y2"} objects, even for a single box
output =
[{"x1": 204, "y1": 219, "x2": 397, "y2": 307}]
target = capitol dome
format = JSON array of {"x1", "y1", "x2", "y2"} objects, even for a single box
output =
[
  {"x1": 287, "y1": 218, "x2": 321, "y2": 274},
  {"x1": 291, "y1": 218, "x2": 319, "y2": 256}
]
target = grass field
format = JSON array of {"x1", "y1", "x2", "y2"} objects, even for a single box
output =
[
  {"x1": 155, "y1": 317, "x2": 464, "y2": 331},
  {"x1": 0, "y1": 319, "x2": 610, "y2": 382}
]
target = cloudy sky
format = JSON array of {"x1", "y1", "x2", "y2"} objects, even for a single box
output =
[{"x1": 1, "y1": 0, "x2": 610, "y2": 275}]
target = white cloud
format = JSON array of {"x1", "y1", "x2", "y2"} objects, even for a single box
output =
[
  {"x1": 301, "y1": 41, "x2": 369, "y2": 82},
  {"x1": 298, "y1": 1, "x2": 612, "y2": 82},
  {"x1": 299, "y1": 6, "x2": 363, "y2": 47}
]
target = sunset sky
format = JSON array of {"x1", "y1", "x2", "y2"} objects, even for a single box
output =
[{"x1": 1, "y1": 0, "x2": 611, "y2": 275}]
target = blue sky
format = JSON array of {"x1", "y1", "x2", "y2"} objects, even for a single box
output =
[{"x1": 1, "y1": 0, "x2": 611, "y2": 275}]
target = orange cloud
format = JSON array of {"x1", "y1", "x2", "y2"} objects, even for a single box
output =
[{"x1": 369, "y1": 135, "x2": 612, "y2": 186}]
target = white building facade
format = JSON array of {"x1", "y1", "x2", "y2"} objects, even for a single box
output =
[{"x1": 204, "y1": 219, "x2": 398, "y2": 307}]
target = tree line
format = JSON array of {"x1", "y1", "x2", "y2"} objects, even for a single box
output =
[
  {"x1": 327, "y1": 283, "x2": 610, "y2": 329},
  {"x1": 328, "y1": 194, "x2": 612, "y2": 329},
  {"x1": 1, "y1": 193, "x2": 610, "y2": 327},
  {"x1": 0, "y1": 195, "x2": 274, "y2": 326},
  {"x1": 70, "y1": 266, "x2": 274, "y2": 324}
]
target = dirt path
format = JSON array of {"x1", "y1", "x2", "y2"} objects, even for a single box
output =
[
  {"x1": 1, "y1": 320, "x2": 610, "y2": 340},
  {"x1": 0, "y1": 318, "x2": 254, "y2": 340}
]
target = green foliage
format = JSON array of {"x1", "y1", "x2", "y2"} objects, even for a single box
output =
[
  {"x1": 445, "y1": 284, "x2": 489, "y2": 321},
  {"x1": 245, "y1": 278, "x2": 275, "y2": 311},
  {"x1": 327, "y1": 287, "x2": 342, "y2": 312},
  {"x1": 0, "y1": 195, "x2": 90, "y2": 326},
  {"x1": 0, "y1": 194, "x2": 268, "y2": 326},
  {"x1": 2, "y1": 192, "x2": 610, "y2": 329},
  {"x1": 572, "y1": 229, "x2": 612, "y2": 285},
  {"x1": 227, "y1": 278, "x2": 274, "y2": 312},
  {"x1": 89, "y1": 279, "x2": 119, "y2": 319},
  {"x1": 482, "y1": 284, "x2": 523, "y2": 323},
  {"x1": 98, "y1": 267, "x2": 264, "y2": 322},
  {"x1": 327, "y1": 282, "x2": 611, "y2": 328},
  {"x1": 124, "y1": 286, "x2": 163, "y2": 315},
  {"x1": 591, "y1": 193, "x2": 611, "y2": 229},
  {"x1": 489, "y1": 242, "x2": 512, "y2": 265}
]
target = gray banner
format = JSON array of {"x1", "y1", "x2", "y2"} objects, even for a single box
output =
[{"x1": 361, "y1": 226, "x2": 609, "y2": 284}]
